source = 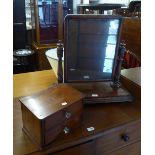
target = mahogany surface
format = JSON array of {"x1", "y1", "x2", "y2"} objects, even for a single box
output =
[
  {"x1": 31, "y1": 43, "x2": 55, "y2": 71},
  {"x1": 108, "y1": 142, "x2": 141, "y2": 155},
  {"x1": 13, "y1": 69, "x2": 57, "y2": 98},
  {"x1": 120, "y1": 18, "x2": 141, "y2": 60},
  {"x1": 121, "y1": 67, "x2": 141, "y2": 99},
  {"x1": 20, "y1": 84, "x2": 84, "y2": 148},
  {"x1": 121, "y1": 67, "x2": 141, "y2": 86},
  {"x1": 68, "y1": 82, "x2": 133, "y2": 104},
  {"x1": 13, "y1": 69, "x2": 141, "y2": 155}
]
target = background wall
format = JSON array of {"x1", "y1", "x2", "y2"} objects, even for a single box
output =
[
  {"x1": 99, "y1": 0, "x2": 130, "y2": 6},
  {"x1": 73, "y1": 0, "x2": 81, "y2": 13}
]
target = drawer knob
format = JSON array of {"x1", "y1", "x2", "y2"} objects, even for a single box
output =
[
  {"x1": 65, "y1": 112, "x2": 71, "y2": 119},
  {"x1": 122, "y1": 134, "x2": 130, "y2": 142},
  {"x1": 64, "y1": 127, "x2": 70, "y2": 134}
]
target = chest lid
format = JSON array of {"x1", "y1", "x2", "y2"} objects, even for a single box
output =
[{"x1": 19, "y1": 83, "x2": 84, "y2": 120}]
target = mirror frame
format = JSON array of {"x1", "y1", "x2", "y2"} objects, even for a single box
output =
[{"x1": 64, "y1": 14, "x2": 123, "y2": 83}]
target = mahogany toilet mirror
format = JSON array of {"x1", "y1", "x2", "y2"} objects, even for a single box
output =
[{"x1": 57, "y1": 15, "x2": 133, "y2": 104}]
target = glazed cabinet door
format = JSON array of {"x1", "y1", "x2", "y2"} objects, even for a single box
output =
[{"x1": 30, "y1": 0, "x2": 73, "y2": 45}]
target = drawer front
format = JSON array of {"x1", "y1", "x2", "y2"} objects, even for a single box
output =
[
  {"x1": 44, "y1": 100, "x2": 83, "y2": 131},
  {"x1": 43, "y1": 101, "x2": 83, "y2": 146},
  {"x1": 53, "y1": 141, "x2": 95, "y2": 155},
  {"x1": 44, "y1": 112, "x2": 83, "y2": 146},
  {"x1": 108, "y1": 141, "x2": 141, "y2": 155},
  {"x1": 64, "y1": 100, "x2": 83, "y2": 117},
  {"x1": 65, "y1": 113, "x2": 82, "y2": 129},
  {"x1": 65, "y1": 105, "x2": 83, "y2": 129},
  {"x1": 44, "y1": 125, "x2": 63, "y2": 145},
  {"x1": 45, "y1": 110, "x2": 64, "y2": 130},
  {"x1": 95, "y1": 120, "x2": 141, "y2": 155}
]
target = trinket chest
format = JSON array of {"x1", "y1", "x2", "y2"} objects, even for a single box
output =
[{"x1": 19, "y1": 83, "x2": 84, "y2": 149}]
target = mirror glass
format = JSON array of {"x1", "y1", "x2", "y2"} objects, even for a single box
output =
[{"x1": 65, "y1": 16, "x2": 122, "y2": 82}]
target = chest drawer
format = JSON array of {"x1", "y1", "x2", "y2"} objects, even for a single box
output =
[
  {"x1": 44, "y1": 111, "x2": 83, "y2": 145},
  {"x1": 95, "y1": 120, "x2": 141, "y2": 155},
  {"x1": 44, "y1": 100, "x2": 83, "y2": 131},
  {"x1": 108, "y1": 141, "x2": 141, "y2": 155},
  {"x1": 52, "y1": 141, "x2": 95, "y2": 155}
]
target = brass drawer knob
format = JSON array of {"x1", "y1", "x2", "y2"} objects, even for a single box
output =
[
  {"x1": 122, "y1": 134, "x2": 130, "y2": 142},
  {"x1": 65, "y1": 112, "x2": 71, "y2": 119},
  {"x1": 64, "y1": 127, "x2": 70, "y2": 134}
]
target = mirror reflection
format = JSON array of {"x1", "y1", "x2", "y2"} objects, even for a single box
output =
[
  {"x1": 65, "y1": 17, "x2": 121, "y2": 82},
  {"x1": 36, "y1": 0, "x2": 71, "y2": 44}
]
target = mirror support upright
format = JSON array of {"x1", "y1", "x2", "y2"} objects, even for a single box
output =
[
  {"x1": 57, "y1": 40, "x2": 63, "y2": 83},
  {"x1": 111, "y1": 43, "x2": 126, "y2": 88}
]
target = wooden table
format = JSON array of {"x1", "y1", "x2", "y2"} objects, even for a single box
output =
[
  {"x1": 13, "y1": 69, "x2": 141, "y2": 155},
  {"x1": 121, "y1": 67, "x2": 141, "y2": 99},
  {"x1": 13, "y1": 70, "x2": 57, "y2": 98},
  {"x1": 121, "y1": 67, "x2": 141, "y2": 86}
]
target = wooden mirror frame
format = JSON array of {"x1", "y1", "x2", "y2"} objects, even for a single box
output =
[
  {"x1": 63, "y1": 15, "x2": 123, "y2": 84},
  {"x1": 56, "y1": 15, "x2": 133, "y2": 104}
]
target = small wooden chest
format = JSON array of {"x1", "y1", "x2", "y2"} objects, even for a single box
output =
[{"x1": 19, "y1": 83, "x2": 84, "y2": 149}]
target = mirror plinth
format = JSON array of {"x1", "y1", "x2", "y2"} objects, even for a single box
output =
[{"x1": 67, "y1": 82, "x2": 133, "y2": 104}]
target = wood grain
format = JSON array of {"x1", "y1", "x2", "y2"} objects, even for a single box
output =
[
  {"x1": 31, "y1": 43, "x2": 54, "y2": 70},
  {"x1": 13, "y1": 70, "x2": 57, "y2": 98},
  {"x1": 121, "y1": 67, "x2": 141, "y2": 99},
  {"x1": 108, "y1": 141, "x2": 141, "y2": 155},
  {"x1": 121, "y1": 67, "x2": 141, "y2": 86},
  {"x1": 13, "y1": 69, "x2": 141, "y2": 155},
  {"x1": 19, "y1": 84, "x2": 84, "y2": 148},
  {"x1": 14, "y1": 99, "x2": 140, "y2": 155},
  {"x1": 95, "y1": 120, "x2": 140, "y2": 155},
  {"x1": 120, "y1": 18, "x2": 141, "y2": 60}
]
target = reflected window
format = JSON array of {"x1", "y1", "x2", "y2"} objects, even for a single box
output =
[
  {"x1": 108, "y1": 20, "x2": 119, "y2": 34},
  {"x1": 103, "y1": 20, "x2": 119, "y2": 73},
  {"x1": 103, "y1": 59, "x2": 113, "y2": 73},
  {"x1": 105, "y1": 44, "x2": 116, "y2": 58},
  {"x1": 107, "y1": 35, "x2": 117, "y2": 44}
]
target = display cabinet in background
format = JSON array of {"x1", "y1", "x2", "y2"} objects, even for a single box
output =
[
  {"x1": 30, "y1": 0, "x2": 72, "y2": 46},
  {"x1": 13, "y1": 0, "x2": 27, "y2": 50},
  {"x1": 30, "y1": 0, "x2": 73, "y2": 70}
]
